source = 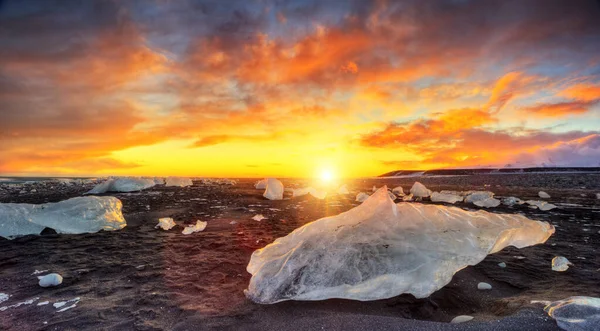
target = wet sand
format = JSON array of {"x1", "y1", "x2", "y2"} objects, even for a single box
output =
[{"x1": 1, "y1": 174, "x2": 599, "y2": 330}]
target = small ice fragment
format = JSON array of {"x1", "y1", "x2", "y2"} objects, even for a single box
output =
[
  {"x1": 402, "y1": 193, "x2": 413, "y2": 201},
  {"x1": 263, "y1": 178, "x2": 284, "y2": 200},
  {"x1": 53, "y1": 301, "x2": 66, "y2": 308},
  {"x1": 252, "y1": 214, "x2": 266, "y2": 222},
  {"x1": 392, "y1": 186, "x2": 405, "y2": 196},
  {"x1": 155, "y1": 218, "x2": 176, "y2": 230},
  {"x1": 230, "y1": 221, "x2": 238, "y2": 225},
  {"x1": 538, "y1": 191, "x2": 551, "y2": 199},
  {"x1": 552, "y1": 256, "x2": 573, "y2": 272},
  {"x1": 31, "y1": 269, "x2": 49, "y2": 275},
  {"x1": 37, "y1": 301, "x2": 49, "y2": 306},
  {"x1": 388, "y1": 191, "x2": 397, "y2": 201},
  {"x1": 410, "y1": 182, "x2": 431, "y2": 198},
  {"x1": 255, "y1": 179, "x2": 267, "y2": 189},
  {"x1": 355, "y1": 192, "x2": 370, "y2": 203},
  {"x1": 465, "y1": 191, "x2": 495, "y2": 204},
  {"x1": 451, "y1": 315, "x2": 474, "y2": 324},
  {"x1": 165, "y1": 176, "x2": 193, "y2": 187},
  {"x1": 474, "y1": 197, "x2": 501, "y2": 208},
  {"x1": 38, "y1": 273, "x2": 63, "y2": 287},
  {"x1": 0, "y1": 297, "x2": 39, "y2": 312},
  {"x1": 502, "y1": 197, "x2": 524, "y2": 206},
  {"x1": 596, "y1": 193, "x2": 600, "y2": 200},
  {"x1": 526, "y1": 200, "x2": 557, "y2": 211},
  {"x1": 0, "y1": 293, "x2": 9, "y2": 304},
  {"x1": 182, "y1": 220, "x2": 207, "y2": 235},
  {"x1": 430, "y1": 192, "x2": 463, "y2": 204},
  {"x1": 498, "y1": 262, "x2": 506, "y2": 268},
  {"x1": 477, "y1": 282, "x2": 492, "y2": 290},
  {"x1": 372, "y1": 186, "x2": 377, "y2": 192}
]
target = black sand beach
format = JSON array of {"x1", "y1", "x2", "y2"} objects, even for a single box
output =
[{"x1": 1, "y1": 174, "x2": 599, "y2": 330}]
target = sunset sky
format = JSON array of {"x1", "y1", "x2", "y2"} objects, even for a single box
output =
[{"x1": 1, "y1": 0, "x2": 600, "y2": 178}]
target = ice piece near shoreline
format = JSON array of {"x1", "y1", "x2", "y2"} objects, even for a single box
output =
[
  {"x1": 356, "y1": 192, "x2": 369, "y2": 202},
  {"x1": 337, "y1": 185, "x2": 350, "y2": 195},
  {"x1": 451, "y1": 315, "x2": 474, "y2": 324},
  {"x1": 410, "y1": 182, "x2": 431, "y2": 198},
  {"x1": 156, "y1": 218, "x2": 176, "y2": 230},
  {"x1": 402, "y1": 193, "x2": 413, "y2": 201},
  {"x1": 0, "y1": 293, "x2": 9, "y2": 304},
  {"x1": 539, "y1": 191, "x2": 551, "y2": 199},
  {"x1": 545, "y1": 296, "x2": 600, "y2": 331},
  {"x1": 474, "y1": 197, "x2": 501, "y2": 208},
  {"x1": 252, "y1": 214, "x2": 266, "y2": 222},
  {"x1": 388, "y1": 191, "x2": 397, "y2": 201},
  {"x1": 86, "y1": 177, "x2": 155, "y2": 194},
  {"x1": 526, "y1": 200, "x2": 557, "y2": 211},
  {"x1": 596, "y1": 193, "x2": 600, "y2": 200},
  {"x1": 292, "y1": 187, "x2": 327, "y2": 199},
  {"x1": 392, "y1": 186, "x2": 405, "y2": 196},
  {"x1": 38, "y1": 273, "x2": 63, "y2": 287},
  {"x1": 245, "y1": 187, "x2": 554, "y2": 303},
  {"x1": 255, "y1": 179, "x2": 267, "y2": 189},
  {"x1": 263, "y1": 178, "x2": 284, "y2": 200},
  {"x1": 477, "y1": 282, "x2": 492, "y2": 290},
  {"x1": 430, "y1": 192, "x2": 463, "y2": 204},
  {"x1": 465, "y1": 191, "x2": 494, "y2": 204},
  {"x1": 165, "y1": 177, "x2": 192, "y2": 187},
  {"x1": 552, "y1": 256, "x2": 573, "y2": 271},
  {"x1": 182, "y1": 220, "x2": 207, "y2": 235},
  {"x1": 0, "y1": 197, "x2": 126, "y2": 239},
  {"x1": 498, "y1": 262, "x2": 506, "y2": 268},
  {"x1": 502, "y1": 197, "x2": 524, "y2": 206}
]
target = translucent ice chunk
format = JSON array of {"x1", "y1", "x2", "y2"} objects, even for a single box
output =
[
  {"x1": 156, "y1": 218, "x2": 176, "y2": 230},
  {"x1": 255, "y1": 179, "x2": 267, "y2": 190},
  {"x1": 431, "y1": 192, "x2": 463, "y2": 204},
  {"x1": 539, "y1": 191, "x2": 551, "y2": 199},
  {"x1": 245, "y1": 187, "x2": 554, "y2": 303},
  {"x1": 86, "y1": 177, "x2": 155, "y2": 194},
  {"x1": 526, "y1": 200, "x2": 557, "y2": 211},
  {"x1": 502, "y1": 197, "x2": 524, "y2": 206},
  {"x1": 263, "y1": 178, "x2": 284, "y2": 200},
  {"x1": 410, "y1": 182, "x2": 431, "y2": 198},
  {"x1": 474, "y1": 197, "x2": 501, "y2": 208},
  {"x1": 392, "y1": 186, "x2": 405, "y2": 196},
  {"x1": 165, "y1": 177, "x2": 193, "y2": 187},
  {"x1": 38, "y1": 273, "x2": 62, "y2": 287},
  {"x1": 182, "y1": 220, "x2": 207, "y2": 234},
  {"x1": 464, "y1": 191, "x2": 495, "y2": 204},
  {"x1": 0, "y1": 197, "x2": 126, "y2": 239},
  {"x1": 552, "y1": 256, "x2": 573, "y2": 272},
  {"x1": 356, "y1": 192, "x2": 370, "y2": 202},
  {"x1": 545, "y1": 296, "x2": 600, "y2": 331},
  {"x1": 451, "y1": 315, "x2": 474, "y2": 324}
]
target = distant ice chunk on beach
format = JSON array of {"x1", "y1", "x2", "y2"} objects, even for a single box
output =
[
  {"x1": 263, "y1": 178, "x2": 284, "y2": 200},
  {"x1": 526, "y1": 200, "x2": 557, "y2": 211},
  {"x1": 545, "y1": 296, "x2": 600, "y2": 331},
  {"x1": 0, "y1": 197, "x2": 126, "y2": 239},
  {"x1": 292, "y1": 187, "x2": 327, "y2": 199},
  {"x1": 244, "y1": 187, "x2": 554, "y2": 304},
  {"x1": 430, "y1": 192, "x2": 463, "y2": 204},
  {"x1": 255, "y1": 179, "x2": 267, "y2": 190},
  {"x1": 539, "y1": 191, "x2": 551, "y2": 199},
  {"x1": 86, "y1": 177, "x2": 155, "y2": 194},
  {"x1": 502, "y1": 197, "x2": 524, "y2": 206},
  {"x1": 156, "y1": 218, "x2": 176, "y2": 230},
  {"x1": 182, "y1": 220, "x2": 207, "y2": 234},
  {"x1": 165, "y1": 177, "x2": 192, "y2": 187},
  {"x1": 38, "y1": 273, "x2": 63, "y2": 287},
  {"x1": 552, "y1": 256, "x2": 573, "y2": 272},
  {"x1": 464, "y1": 191, "x2": 495, "y2": 204},
  {"x1": 410, "y1": 182, "x2": 431, "y2": 198},
  {"x1": 356, "y1": 192, "x2": 370, "y2": 202},
  {"x1": 392, "y1": 186, "x2": 405, "y2": 196},
  {"x1": 474, "y1": 197, "x2": 501, "y2": 208}
]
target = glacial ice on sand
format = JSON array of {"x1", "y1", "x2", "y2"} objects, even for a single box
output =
[
  {"x1": 450, "y1": 315, "x2": 474, "y2": 324},
  {"x1": 526, "y1": 200, "x2": 557, "y2": 211},
  {"x1": 263, "y1": 178, "x2": 284, "y2": 200},
  {"x1": 156, "y1": 218, "x2": 176, "y2": 230},
  {"x1": 539, "y1": 191, "x2": 551, "y2": 199},
  {"x1": 86, "y1": 177, "x2": 156, "y2": 194},
  {"x1": 38, "y1": 273, "x2": 63, "y2": 287},
  {"x1": 0, "y1": 197, "x2": 126, "y2": 239},
  {"x1": 502, "y1": 197, "x2": 524, "y2": 206},
  {"x1": 392, "y1": 186, "x2": 405, "y2": 196},
  {"x1": 165, "y1": 176, "x2": 193, "y2": 187},
  {"x1": 430, "y1": 192, "x2": 463, "y2": 204},
  {"x1": 292, "y1": 187, "x2": 327, "y2": 199},
  {"x1": 545, "y1": 296, "x2": 600, "y2": 331},
  {"x1": 355, "y1": 192, "x2": 369, "y2": 202},
  {"x1": 410, "y1": 182, "x2": 431, "y2": 198},
  {"x1": 474, "y1": 197, "x2": 501, "y2": 208},
  {"x1": 464, "y1": 191, "x2": 495, "y2": 204},
  {"x1": 255, "y1": 179, "x2": 267, "y2": 189},
  {"x1": 245, "y1": 187, "x2": 554, "y2": 304},
  {"x1": 182, "y1": 220, "x2": 207, "y2": 234},
  {"x1": 552, "y1": 256, "x2": 573, "y2": 271}
]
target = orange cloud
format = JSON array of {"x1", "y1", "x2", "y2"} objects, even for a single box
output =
[{"x1": 523, "y1": 100, "x2": 597, "y2": 117}]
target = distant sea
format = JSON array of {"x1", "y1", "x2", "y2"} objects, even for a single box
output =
[{"x1": 0, "y1": 177, "x2": 96, "y2": 185}]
